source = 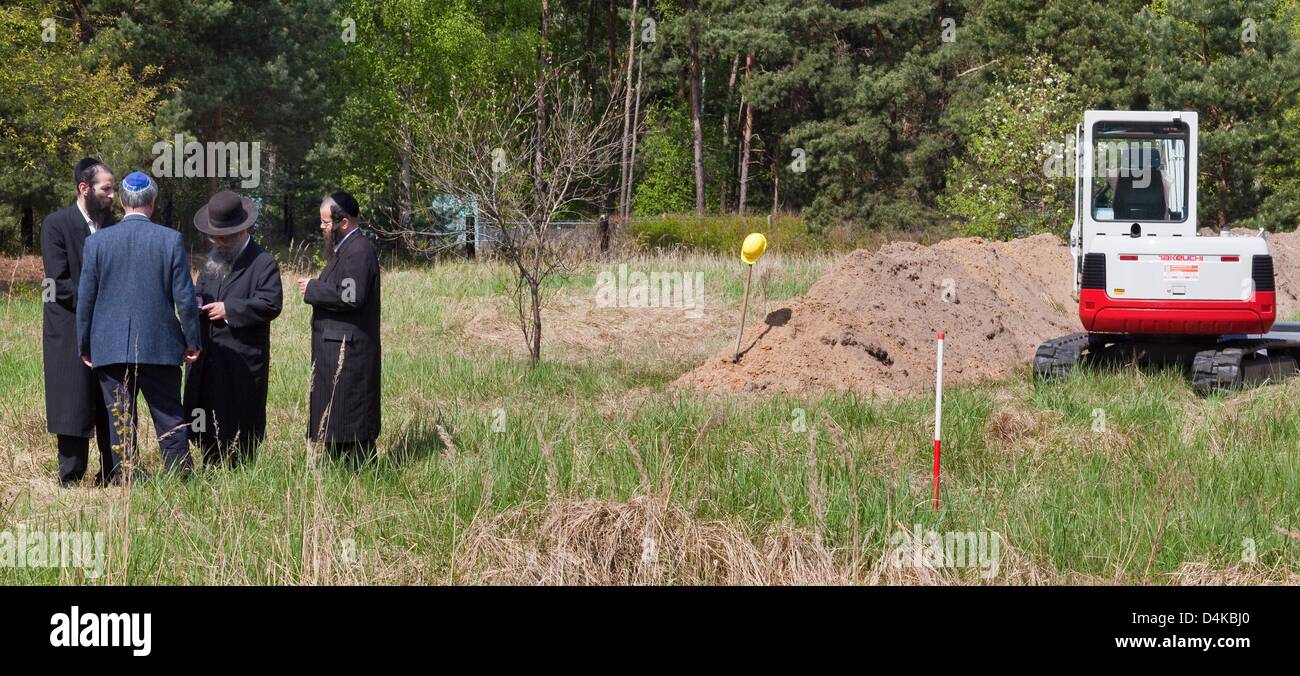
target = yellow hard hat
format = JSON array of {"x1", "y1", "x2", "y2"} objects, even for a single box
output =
[{"x1": 740, "y1": 232, "x2": 767, "y2": 265}]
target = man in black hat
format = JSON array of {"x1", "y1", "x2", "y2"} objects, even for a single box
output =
[
  {"x1": 297, "y1": 191, "x2": 382, "y2": 464},
  {"x1": 42, "y1": 158, "x2": 119, "y2": 486},
  {"x1": 183, "y1": 191, "x2": 283, "y2": 467}
]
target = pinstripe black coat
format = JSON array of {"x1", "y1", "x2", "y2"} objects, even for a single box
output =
[
  {"x1": 304, "y1": 230, "x2": 382, "y2": 444},
  {"x1": 41, "y1": 204, "x2": 113, "y2": 437}
]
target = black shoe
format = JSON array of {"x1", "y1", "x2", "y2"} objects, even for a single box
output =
[{"x1": 98, "y1": 468, "x2": 149, "y2": 487}]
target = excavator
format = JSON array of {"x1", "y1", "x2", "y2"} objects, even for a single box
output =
[{"x1": 1033, "y1": 110, "x2": 1300, "y2": 393}]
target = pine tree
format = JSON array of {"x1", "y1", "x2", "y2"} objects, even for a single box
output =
[{"x1": 1142, "y1": 0, "x2": 1300, "y2": 228}]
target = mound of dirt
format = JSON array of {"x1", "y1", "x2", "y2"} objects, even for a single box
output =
[
  {"x1": 1259, "y1": 230, "x2": 1300, "y2": 313},
  {"x1": 677, "y1": 231, "x2": 1300, "y2": 398}
]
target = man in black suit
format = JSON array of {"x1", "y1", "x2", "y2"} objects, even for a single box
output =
[
  {"x1": 297, "y1": 191, "x2": 382, "y2": 465},
  {"x1": 41, "y1": 158, "x2": 119, "y2": 486},
  {"x1": 183, "y1": 191, "x2": 283, "y2": 467}
]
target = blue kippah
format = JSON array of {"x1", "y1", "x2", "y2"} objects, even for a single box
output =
[{"x1": 124, "y1": 171, "x2": 150, "y2": 191}]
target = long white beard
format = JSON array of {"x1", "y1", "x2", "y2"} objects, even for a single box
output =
[{"x1": 204, "y1": 247, "x2": 234, "y2": 280}]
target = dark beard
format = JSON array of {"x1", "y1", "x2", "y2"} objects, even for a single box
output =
[
  {"x1": 85, "y1": 196, "x2": 113, "y2": 227},
  {"x1": 323, "y1": 223, "x2": 344, "y2": 260},
  {"x1": 203, "y1": 247, "x2": 233, "y2": 280}
]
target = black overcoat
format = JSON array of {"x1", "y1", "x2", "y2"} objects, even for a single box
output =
[
  {"x1": 41, "y1": 204, "x2": 114, "y2": 436},
  {"x1": 183, "y1": 240, "x2": 283, "y2": 448},
  {"x1": 304, "y1": 231, "x2": 382, "y2": 443}
]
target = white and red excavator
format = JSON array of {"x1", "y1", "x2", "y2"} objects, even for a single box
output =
[{"x1": 1033, "y1": 110, "x2": 1300, "y2": 392}]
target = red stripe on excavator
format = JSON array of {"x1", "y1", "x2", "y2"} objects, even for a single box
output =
[{"x1": 1079, "y1": 288, "x2": 1276, "y2": 335}]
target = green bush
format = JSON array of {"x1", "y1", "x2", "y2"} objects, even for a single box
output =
[
  {"x1": 939, "y1": 55, "x2": 1081, "y2": 240},
  {"x1": 632, "y1": 105, "x2": 696, "y2": 217}
]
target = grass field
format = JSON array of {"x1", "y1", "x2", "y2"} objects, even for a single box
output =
[{"x1": 0, "y1": 248, "x2": 1296, "y2": 584}]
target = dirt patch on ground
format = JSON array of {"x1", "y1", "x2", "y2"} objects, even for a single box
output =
[
  {"x1": 460, "y1": 290, "x2": 732, "y2": 367},
  {"x1": 0, "y1": 256, "x2": 45, "y2": 295},
  {"x1": 678, "y1": 231, "x2": 1300, "y2": 398}
]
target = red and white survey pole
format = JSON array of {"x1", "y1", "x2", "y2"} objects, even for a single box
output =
[{"x1": 932, "y1": 332, "x2": 944, "y2": 510}]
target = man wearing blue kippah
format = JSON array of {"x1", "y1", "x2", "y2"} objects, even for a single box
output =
[{"x1": 77, "y1": 171, "x2": 201, "y2": 479}]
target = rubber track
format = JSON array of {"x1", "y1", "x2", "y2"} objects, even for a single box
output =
[
  {"x1": 1033, "y1": 332, "x2": 1094, "y2": 380},
  {"x1": 1191, "y1": 338, "x2": 1298, "y2": 394}
]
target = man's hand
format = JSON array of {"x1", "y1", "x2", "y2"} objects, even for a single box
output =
[
  {"x1": 297, "y1": 277, "x2": 311, "y2": 295},
  {"x1": 184, "y1": 348, "x2": 201, "y2": 365},
  {"x1": 202, "y1": 301, "x2": 226, "y2": 322},
  {"x1": 81, "y1": 355, "x2": 92, "y2": 369}
]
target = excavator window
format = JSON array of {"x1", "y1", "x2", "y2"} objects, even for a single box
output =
[{"x1": 1091, "y1": 122, "x2": 1188, "y2": 223}]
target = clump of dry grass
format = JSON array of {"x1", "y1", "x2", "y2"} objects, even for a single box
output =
[
  {"x1": 454, "y1": 495, "x2": 847, "y2": 585},
  {"x1": 866, "y1": 522, "x2": 1055, "y2": 585},
  {"x1": 1169, "y1": 562, "x2": 1300, "y2": 586},
  {"x1": 985, "y1": 407, "x2": 1041, "y2": 445}
]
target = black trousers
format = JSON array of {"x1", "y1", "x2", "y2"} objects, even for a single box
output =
[
  {"x1": 200, "y1": 434, "x2": 260, "y2": 468},
  {"x1": 327, "y1": 439, "x2": 377, "y2": 466},
  {"x1": 96, "y1": 364, "x2": 193, "y2": 473},
  {"x1": 56, "y1": 392, "x2": 117, "y2": 485}
]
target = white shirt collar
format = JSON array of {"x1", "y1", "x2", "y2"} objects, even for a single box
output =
[
  {"x1": 334, "y1": 227, "x2": 360, "y2": 253},
  {"x1": 76, "y1": 201, "x2": 96, "y2": 234}
]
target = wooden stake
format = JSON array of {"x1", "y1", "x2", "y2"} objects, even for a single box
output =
[{"x1": 734, "y1": 264, "x2": 754, "y2": 362}]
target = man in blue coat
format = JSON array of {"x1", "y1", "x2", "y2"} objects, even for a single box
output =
[{"x1": 77, "y1": 171, "x2": 201, "y2": 477}]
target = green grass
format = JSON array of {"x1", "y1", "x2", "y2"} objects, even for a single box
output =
[{"x1": 0, "y1": 253, "x2": 1296, "y2": 584}]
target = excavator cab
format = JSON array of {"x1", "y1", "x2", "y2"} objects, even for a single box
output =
[
  {"x1": 1040, "y1": 110, "x2": 1295, "y2": 392},
  {"x1": 1066, "y1": 110, "x2": 1273, "y2": 335}
]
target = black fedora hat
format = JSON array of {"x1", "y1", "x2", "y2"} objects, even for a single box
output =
[{"x1": 194, "y1": 191, "x2": 258, "y2": 236}]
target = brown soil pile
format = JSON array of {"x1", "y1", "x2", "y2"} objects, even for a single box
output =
[
  {"x1": 1258, "y1": 230, "x2": 1300, "y2": 313},
  {"x1": 678, "y1": 231, "x2": 1300, "y2": 398}
]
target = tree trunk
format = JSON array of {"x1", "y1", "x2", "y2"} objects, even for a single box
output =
[
  {"x1": 607, "y1": 0, "x2": 618, "y2": 86},
  {"x1": 1217, "y1": 155, "x2": 1230, "y2": 228},
  {"x1": 21, "y1": 204, "x2": 34, "y2": 252},
  {"x1": 628, "y1": 48, "x2": 644, "y2": 216},
  {"x1": 688, "y1": 7, "x2": 705, "y2": 217},
  {"x1": 618, "y1": 0, "x2": 640, "y2": 220},
  {"x1": 584, "y1": 0, "x2": 598, "y2": 87},
  {"x1": 283, "y1": 185, "x2": 293, "y2": 242},
  {"x1": 602, "y1": 192, "x2": 615, "y2": 251},
  {"x1": 399, "y1": 132, "x2": 412, "y2": 235},
  {"x1": 529, "y1": 280, "x2": 543, "y2": 365},
  {"x1": 70, "y1": 0, "x2": 93, "y2": 44},
  {"x1": 738, "y1": 52, "x2": 754, "y2": 216},
  {"x1": 207, "y1": 109, "x2": 223, "y2": 196},
  {"x1": 535, "y1": 0, "x2": 550, "y2": 201},
  {"x1": 722, "y1": 54, "x2": 739, "y2": 210},
  {"x1": 771, "y1": 150, "x2": 780, "y2": 215}
]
